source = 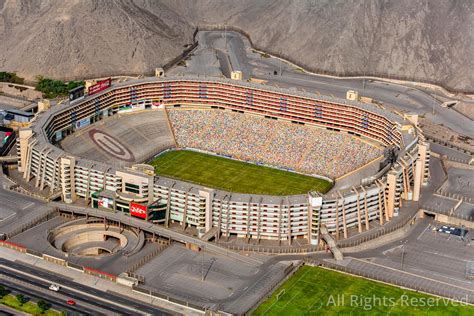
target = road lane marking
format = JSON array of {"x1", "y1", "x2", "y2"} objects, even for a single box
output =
[
  {"x1": 21, "y1": 202, "x2": 34, "y2": 210},
  {"x1": 0, "y1": 213, "x2": 15, "y2": 223},
  {"x1": 0, "y1": 264, "x2": 144, "y2": 314}
]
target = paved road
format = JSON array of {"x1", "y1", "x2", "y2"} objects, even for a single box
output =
[
  {"x1": 0, "y1": 278, "x2": 88, "y2": 316},
  {"x1": 0, "y1": 259, "x2": 172, "y2": 315},
  {"x1": 193, "y1": 31, "x2": 474, "y2": 138}
]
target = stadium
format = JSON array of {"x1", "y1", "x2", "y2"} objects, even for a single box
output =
[{"x1": 16, "y1": 76, "x2": 430, "y2": 245}]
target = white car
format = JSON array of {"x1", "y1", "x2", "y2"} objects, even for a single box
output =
[{"x1": 49, "y1": 284, "x2": 60, "y2": 292}]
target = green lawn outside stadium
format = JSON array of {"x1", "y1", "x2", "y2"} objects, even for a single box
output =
[
  {"x1": 253, "y1": 266, "x2": 474, "y2": 316},
  {"x1": 149, "y1": 150, "x2": 333, "y2": 195}
]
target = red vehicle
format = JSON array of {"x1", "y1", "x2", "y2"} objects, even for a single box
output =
[{"x1": 66, "y1": 299, "x2": 76, "y2": 306}]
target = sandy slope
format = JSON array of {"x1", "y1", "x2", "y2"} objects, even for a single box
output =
[{"x1": 1, "y1": 0, "x2": 473, "y2": 92}]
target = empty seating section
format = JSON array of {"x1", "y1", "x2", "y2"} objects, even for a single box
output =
[{"x1": 60, "y1": 110, "x2": 175, "y2": 167}]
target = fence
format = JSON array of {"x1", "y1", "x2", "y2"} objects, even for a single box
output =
[
  {"x1": 0, "y1": 240, "x2": 27, "y2": 253},
  {"x1": 162, "y1": 41, "x2": 199, "y2": 71},
  {"x1": 6, "y1": 177, "x2": 61, "y2": 202},
  {"x1": 84, "y1": 267, "x2": 117, "y2": 282},
  {"x1": 336, "y1": 212, "x2": 417, "y2": 249},
  {"x1": 316, "y1": 261, "x2": 474, "y2": 305},
  {"x1": 246, "y1": 261, "x2": 304, "y2": 315},
  {"x1": 131, "y1": 260, "x2": 303, "y2": 315},
  {"x1": 426, "y1": 134, "x2": 474, "y2": 155},
  {"x1": 126, "y1": 241, "x2": 170, "y2": 274},
  {"x1": 132, "y1": 285, "x2": 207, "y2": 312},
  {"x1": 422, "y1": 206, "x2": 473, "y2": 222},
  {"x1": 194, "y1": 25, "x2": 471, "y2": 94},
  {"x1": 5, "y1": 208, "x2": 59, "y2": 239},
  {"x1": 217, "y1": 242, "x2": 324, "y2": 254},
  {"x1": 434, "y1": 187, "x2": 474, "y2": 204},
  {"x1": 0, "y1": 238, "x2": 205, "y2": 314}
]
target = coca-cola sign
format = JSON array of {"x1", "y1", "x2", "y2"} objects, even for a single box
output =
[
  {"x1": 130, "y1": 202, "x2": 147, "y2": 219},
  {"x1": 88, "y1": 78, "x2": 112, "y2": 95}
]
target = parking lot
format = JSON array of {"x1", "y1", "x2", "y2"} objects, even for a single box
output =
[
  {"x1": 136, "y1": 243, "x2": 292, "y2": 314},
  {"x1": 335, "y1": 219, "x2": 474, "y2": 303}
]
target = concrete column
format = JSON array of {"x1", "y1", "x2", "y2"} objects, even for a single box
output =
[
  {"x1": 182, "y1": 191, "x2": 189, "y2": 231},
  {"x1": 18, "y1": 129, "x2": 33, "y2": 173},
  {"x1": 376, "y1": 181, "x2": 385, "y2": 225},
  {"x1": 256, "y1": 198, "x2": 262, "y2": 242},
  {"x1": 246, "y1": 197, "x2": 252, "y2": 241},
  {"x1": 386, "y1": 171, "x2": 397, "y2": 219},
  {"x1": 361, "y1": 186, "x2": 370, "y2": 230},
  {"x1": 217, "y1": 198, "x2": 223, "y2": 238},
  {"x1": 277, "y1": 201, "x2": 283, "y2": 242},
  {"x1": 353, "y1": 187, "x2": 362, "y2": 233},
  {"x1": 225, "y1": 195, "x2": 231, "y2": 239},
  {"x1": 199, "y1": 189, "x2": 214, "y2": 233},
  {"x1": 165, "y1": 187, "x2": 171, "y2": 228},
  {"x1": 337, "y1": 191, "x2": 348, "y2": 239},
  {"x1": 335, "y1": 198, "x2": 340, "y2": 240},
  {"x1": 413, "y1": 160, "x2": 423, "y2": 201},
  {"x1": 287, "y1": 198, "x2": 292, "y2": 245}
]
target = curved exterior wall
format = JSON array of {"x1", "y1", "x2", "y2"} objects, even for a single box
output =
[{"x1": 18, "y1": 77, "x2": 430, "y2": 244}]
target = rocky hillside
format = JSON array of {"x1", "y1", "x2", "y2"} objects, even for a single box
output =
[
  {"x1": 0, "y1": 0, "x2": 194, "y2": 80},
  {"x1": 1, "y1": 0, "x2": 473, "y2": 92}
]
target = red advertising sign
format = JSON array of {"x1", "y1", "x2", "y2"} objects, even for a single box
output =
[
  {"x1": 88, "y1": 78, "x2": 112, "y2": 95},
  {"x1": 130, "y1": 202, "x2": 147, "y2": 219}
]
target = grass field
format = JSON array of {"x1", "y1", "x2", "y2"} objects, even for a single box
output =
[
  {"x1": 149, "y1": 150, "x2": 332, "y2": 195},
  {"x1": 253, "y1": 266, "x2": 474, "y2": 315},
  {"x1": 1, "y1": 294, "x2": 63, "y2": 316}
]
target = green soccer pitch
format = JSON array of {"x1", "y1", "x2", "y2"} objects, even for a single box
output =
[
  {"x1": 149, "y1": 150, "x2": 333, "y2": 195},
  {"x1": 253, "y1": 266, "x2": 474, "y2": 315}
]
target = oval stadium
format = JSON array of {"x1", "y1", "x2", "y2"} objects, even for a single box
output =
[{"x1": 17, "y1": 76, "x2": 430, "y2": 245}]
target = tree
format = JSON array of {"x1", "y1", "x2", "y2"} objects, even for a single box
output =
[
  {"x1": 0, "y1": 285, "x2": 6, "y2": 298},
  {"x1": 16, "y1": 294, "x2": 27, "y2": 306},
  {"x1": 35, "y1": 75, "x2": 84, "y2": 99},
  {"x1": 37, "y1": 299, "x2": 48, "y2": 314},
  {"x1": 0, "y1": 71, "x2": 25, "y2": 84}
]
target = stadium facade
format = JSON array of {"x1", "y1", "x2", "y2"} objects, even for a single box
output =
[{"x1": 17, "y1": 77, "x2": 430, "y2": 245}]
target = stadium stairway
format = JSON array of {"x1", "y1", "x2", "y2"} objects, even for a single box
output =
[{"x1": 320, "y1": 225, "x2": 344, "y2": 261}]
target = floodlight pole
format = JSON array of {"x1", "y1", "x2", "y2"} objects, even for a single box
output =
[
  {"x1": 201, "y1": 245, "x2": 204, "y2": 281},
  {"x1": 400, "y1": 240, "x2": 408, "y2": 270}
]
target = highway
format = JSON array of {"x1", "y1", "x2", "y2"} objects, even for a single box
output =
[
  {"x1": 188, "y1": 31, "x2": 474, "y2": 138},
  {"x1": 0, "y1": 259, "x2": 172, "y2": 315},
  {"x1": 0, "y1": 278, "x2": 88, "y2": 316}
]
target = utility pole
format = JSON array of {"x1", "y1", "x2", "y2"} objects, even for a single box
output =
[
  {"x1": 432, "y1": 96, "x2": 436, "y2": 116},
  {"x1": 201, "y1": 246, "x2": 204, "y2": 281},
  {"x1": 224, "y1": 24, "x2": 227, "y2": 50},
  {"x1": 400, "y1": 240, "x2": 407, "y2": 270}
]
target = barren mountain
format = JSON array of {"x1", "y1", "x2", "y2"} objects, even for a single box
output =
[
  {"x1": 1, "y1": 0, "x2": 473, "y2": 92},
  {"x1": 0, "y1": 0, "x2": 194, "y2": 80}
]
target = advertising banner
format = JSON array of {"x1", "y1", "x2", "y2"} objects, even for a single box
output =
[
  {"x1": 75, "y1": 117, "x2": 90, "y2": 129},
  {"x1": 55, "y1": 131, "x2": 63, "y2": 142},
  {"x1": 88, "y1": 78, "x2": 112, "y2": 95},
  {"x1": 98, "y1": 197, "x2": 112, "y2": 208},
  {"x1": 69, "y1": 86, "x2": 85, "y2": 102},
  {"x1": 130, "y1": 202, "x2": 147, "y2": 219}
]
